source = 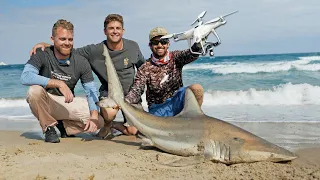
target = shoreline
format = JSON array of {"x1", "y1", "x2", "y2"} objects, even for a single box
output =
[{"x1": 2, "y1": 118, "x2": 320, "y2": 150}]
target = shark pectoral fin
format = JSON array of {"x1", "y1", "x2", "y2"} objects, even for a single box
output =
[
  {"x1": 137, "y1": 133, "x2": 154, "y2": 147},
  {"x1": 175, "y1": 88, "x2": 204, "y2": 117},
  {"x1": 161, "y1": 155, "x2": 205, "y2": 167}
]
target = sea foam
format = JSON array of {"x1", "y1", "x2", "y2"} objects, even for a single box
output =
[
  {"x1": 184, "y1": 56, "x2": 320, "y2": 74},
  {"x1": 202, "y1": 83, "x2": 320, "y2": 105}
]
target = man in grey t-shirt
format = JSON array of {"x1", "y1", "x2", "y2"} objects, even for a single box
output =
[
  {"x1": 30, "y1": 14, "x2": 145, "y2": 137},
  {"x1": 21, "y1": 19, "x2": 105, "y2": 143}
]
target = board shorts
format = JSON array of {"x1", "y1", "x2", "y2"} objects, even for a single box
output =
[{"x1": 148, "y1": 87, "x2": 187, "y2": 117}]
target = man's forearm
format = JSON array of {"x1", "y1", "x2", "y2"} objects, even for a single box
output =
[
  {"x1": 82, "y1": 81, "x2": 99, "y2": 112},
  {"x1": 174, "y1": 49, "x2": 199, "y2": 67},
  {"x1": 46, "y1": 79, "x2": 66, "y2": 89},
  {"x1": 20, "y1": 64, "x2": 49, "y2": 87},
  {"x1": 125, "y1": 71, "x2": 146, "y2": 104},
  {"x1": 20, "y1": 64, "x2": 66, "y2": 89},
  {"x1": 125, "y1": 89, "x2": 142, "y2": 104}
]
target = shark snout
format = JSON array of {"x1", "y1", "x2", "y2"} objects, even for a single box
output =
[
  {"x1": 266, "y1": 151, "x2": 297, "y2": 162},
  {"x1": 225, "y1": 149, "x2": 297, "y2": 164},
  {"x1": 250, "y1": 150, "x2": 296, "y2": 163},
  {"x1": 96, "y1": 98, "x2": 118, "y2": 108},
  {"x1": 231, "y1": 143, "x2": 297, "y2": 163}
]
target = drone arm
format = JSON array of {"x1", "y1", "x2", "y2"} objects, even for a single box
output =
[{"x1": 211, "y1": 29, "x2": 221, "y2": 46}]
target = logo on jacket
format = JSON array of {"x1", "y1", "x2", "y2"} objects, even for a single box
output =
[{"x1": 124, "y1": 58, "x2": 129, "y2": 67}]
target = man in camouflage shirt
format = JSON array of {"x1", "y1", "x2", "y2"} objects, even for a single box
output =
[{"x1": 123, "y1": 27, "x2": 204, "y2": 134}]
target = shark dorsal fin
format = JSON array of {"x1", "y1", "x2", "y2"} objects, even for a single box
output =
[{"x1": 176, "y1": 88, "x2": 204, "y2": 117}]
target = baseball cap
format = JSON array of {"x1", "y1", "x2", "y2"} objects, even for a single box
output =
[{"x1": 149, "y1": 27, "x2": 168, "y2": 40}]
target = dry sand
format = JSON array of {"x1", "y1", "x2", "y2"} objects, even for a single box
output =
[{"x1": 0, "y1": 130, "x2": 319, "y2": 180}]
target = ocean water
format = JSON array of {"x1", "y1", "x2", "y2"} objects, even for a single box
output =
[{"x1": 1, "y1": 52, "x2": 320, "y2": 123}]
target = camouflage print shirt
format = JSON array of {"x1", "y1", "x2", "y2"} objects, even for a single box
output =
[{"x1": 125, "y1": 50, "x2": 199, "y2": 107}]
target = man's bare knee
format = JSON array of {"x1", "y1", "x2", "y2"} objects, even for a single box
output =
[
  {"x1": 188, "y1": 84, "x2": 204, "y2": 106},
  {"x1": 189, "y1": 84, "x2": 203, "y2": 91},
  {"x1": 127, "y1": 126, "x2": 138, "y2": 135},
  {"x1": 100, "y1": 107, "x2": 118, "y2": 122}
]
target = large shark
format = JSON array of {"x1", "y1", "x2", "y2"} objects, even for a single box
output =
[{"x1": 98, "y1": 44, "x2": 297, "y2": 165}]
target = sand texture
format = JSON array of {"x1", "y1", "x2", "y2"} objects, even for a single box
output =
[{"x1": 0, "y1": 131, "x2": 319, "y2": 180}]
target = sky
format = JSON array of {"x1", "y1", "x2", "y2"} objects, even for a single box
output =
[{"x1": 0, "y1": 0, "x2": 319, "y2": 64}]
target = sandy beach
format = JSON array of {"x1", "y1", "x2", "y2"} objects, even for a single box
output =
[{"x1": 0, "y1": 119, "x2": 320, "y2": 180}]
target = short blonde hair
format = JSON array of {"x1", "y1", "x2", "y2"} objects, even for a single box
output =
[
  {"x1": 104, "y1": 14, "x2": 124, "y2": 29},
  {"x1": 52, "y1": 19, "x2": 74, "y2": 36}
]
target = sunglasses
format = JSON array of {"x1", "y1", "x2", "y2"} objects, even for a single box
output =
[{"x1": 149, "y1": 39, "x2": 169, "y2": 46}]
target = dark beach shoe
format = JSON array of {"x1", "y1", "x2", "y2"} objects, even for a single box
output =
[
  {"x1": 44, "y1": 126, "x2": 60, "y2": 143},
  {"x1": 56, "y1": 120, "x2": 76, "y2": 138}
]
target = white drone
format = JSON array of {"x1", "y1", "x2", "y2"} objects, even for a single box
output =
[{"x1": 161, "y1": 10, "x2": 238, "y2": 56}]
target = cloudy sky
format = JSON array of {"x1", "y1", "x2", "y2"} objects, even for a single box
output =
[{"x1": 0, "y1": 0, "x2": 319, "y2": 64}]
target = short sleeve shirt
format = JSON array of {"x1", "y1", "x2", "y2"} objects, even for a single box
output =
[
  {"x1": 75, "y1": 38, "x2": 145, "y2": 96},
  {"x1": 27, "y1": 47, "x2": 94, "y2": 96}
]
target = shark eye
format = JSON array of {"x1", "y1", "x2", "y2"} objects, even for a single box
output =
[{"x1": 233, "y1": 137, "x2": 244, "y2": 143}]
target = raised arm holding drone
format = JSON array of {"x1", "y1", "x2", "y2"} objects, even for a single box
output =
[{"x1": 161, "y1": 10, "x2": 238, "y2": 56}]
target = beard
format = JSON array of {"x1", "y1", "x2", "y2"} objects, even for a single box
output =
[
  {"x1": 152, "y1": 48, "x2": 167, "y2": 59},
  {"x1": 55, "y1": 45, "x2": 73, "y2": 57}
]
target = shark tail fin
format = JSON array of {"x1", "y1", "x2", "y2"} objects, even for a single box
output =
[{"x1": 102, "y1": 44, "x2": 124, "y2": 102}]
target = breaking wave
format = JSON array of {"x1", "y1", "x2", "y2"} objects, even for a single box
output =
[{"x1": 184, "y1": 56, "x2": 320, "y2": 75}]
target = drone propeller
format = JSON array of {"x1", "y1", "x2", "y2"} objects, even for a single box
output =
[
  {"x1": 191, "y1": 10, "x2": 207, "y2": 26},
  {"x1": 204, "y1": 10, "x2": 238, "y2": 25},
  {"x1": 161, "y1": 33, "x2": 175, "y2": 39},
  {"x1": 160, "y1": 32, "x2": 184, "y2": 40}
]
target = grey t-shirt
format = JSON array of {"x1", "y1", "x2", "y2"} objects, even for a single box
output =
[
  {"x1": 75, "y1": 38, "x2": 145, "y2": 96},
  {"x1": 27, "y1": 47, "x2": 94, "y2": 96}
]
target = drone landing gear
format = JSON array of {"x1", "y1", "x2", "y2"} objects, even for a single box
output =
[
  {"x1": 205, "y1": 41, "x2": 220, "y2": 56},
  {"x1": 205, "y1": 44, "x2": 214, "y2": 56},
  {"x1": 209, "y1": 49, "x2": 214, "y2": 56}
]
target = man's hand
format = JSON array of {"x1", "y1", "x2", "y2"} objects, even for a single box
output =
[
  {"x1": 47, "y1": 79, "x2": 74, "y2": 103},
  {"x1": 84, "y1": 119, "x2": 99, "y2": 133},
  {"x1": 112, "y1": 104, "x2": 120, "y2": 110},
  {"x1": 29, "y1": 42, "x2": 51, "y2": 56},
  {"x1": 58, "y1": 83, "x2": 74, "y2": 103},
  {"x1": 191, "y1": 42, "x2": 203, "y2": 53}
]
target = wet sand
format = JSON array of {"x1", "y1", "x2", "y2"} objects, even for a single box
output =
[{"x1": 0, "y1": 119, "x2": 319, "y2": 180}]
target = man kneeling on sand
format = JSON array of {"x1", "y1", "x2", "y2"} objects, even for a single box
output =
[{"x1": 20, "y1": 19, "x2": 105, "y2": 143}]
